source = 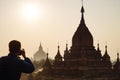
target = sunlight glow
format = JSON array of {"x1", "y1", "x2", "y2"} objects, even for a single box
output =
[{"x1": 21, "y1": 3, "x2": 43, "y2": 21}]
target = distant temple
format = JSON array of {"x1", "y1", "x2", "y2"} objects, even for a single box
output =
[
  {"x1": 33, "y1": 43, "x2": 46, "y2": 61},
  {"x1": 38, "y1": 3, "x2": 120, "y2": 80}
]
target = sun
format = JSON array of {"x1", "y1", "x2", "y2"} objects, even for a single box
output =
[{"x1": 21, "y1": 3, "x2": 43, "y2": 21}]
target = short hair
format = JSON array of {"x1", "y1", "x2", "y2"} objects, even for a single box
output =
[{"x1": 9, "y1": 40, "x2": 21, "y2": 53}]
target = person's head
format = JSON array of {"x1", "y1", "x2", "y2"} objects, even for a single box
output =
[{"x1": 9, "y1": 40, "x2": 21, "y2": 54}]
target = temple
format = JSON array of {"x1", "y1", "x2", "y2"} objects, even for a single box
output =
[
  {"x1": 33, "y1": 43, "x2": 46, "y2": 61},
  {"x1": 39, "y1": 3, "x2": 120, "y2": 80}
]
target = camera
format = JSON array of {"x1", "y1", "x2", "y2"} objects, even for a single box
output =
[{"x1": 18, "y1": 49, "x2": 24, "y2": 55}]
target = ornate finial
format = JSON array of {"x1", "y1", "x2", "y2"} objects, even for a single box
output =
[
  {"x1": 39, "y1": 42, "x2": 43, "y2": 50},
  {"x1": 97, "y1": 42, "x2": 100, "y2": 51},
  {"x1": 81, "y1": 6, "x2": 84, "y2": 13},
  {"x1": 97, "y1": 43, "x2": 99, "y2": 47},
  {"x1": 46, "y1": 48, "x2": 49, "y2": 58},
  {"x1": 47, "y1": 52, "x2": 48, "y2": 56},
  {"x1": 46, "y1": 52, "x2": 49, "y2": 59},
  {"x1": 66, "y1": 40, "x2": 68, "y2": 48},
  {"x1": 80, "y1": 0, "x2": 85, "y2": 24},
  {"x1": 105, "y1": 41, "x2": 108, "y2": 54},
  {"x1": 117, "y1": 52, "x2": 119, "y2": 62},
  {"x1": 66, "y1": 43, "x2": 68, "y2": 47},
  {"x1": 105, "y1": 45, "x2": 108, "y2": 55},
  {"x1": 81, "y1": 0, "x2": 83, "y2": 6},
  {"x1": 81, "y1": 0, "x2": 84, "y2": 13},
  {"x1": 66, "y1": 43, "x2": 68, "y2": 50},
  {"x1": 117, "y1": 52, "x2": 119, "y2": 58},
  {"x1": 105, "y1": 41, "x2": 107, "y2": 49},
  {"x1": 117, "y1": 53, "x2": 119, "y2": 62},
  {"x1": 58, "y1": 45, "x2": 60, "y2": 50},
  {"x1": 105, "y1": 45, "x2": 107, "y2": 50}
]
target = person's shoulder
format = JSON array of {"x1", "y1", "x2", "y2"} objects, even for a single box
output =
[
  {"x1": 0, "y1": 56, "x2": 8, "y2": 63},
  {"x1": 0, "y1": 55, "x2": 10, "y2": 60},
  {"x1": 0, "y1": 56, "x2": 8, "y2": 59}
]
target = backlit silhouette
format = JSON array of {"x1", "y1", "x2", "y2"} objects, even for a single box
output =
[
  {"x1": 37, "y1": 3, "x2": 120, "y2": 80},
  {"x1": 0, "y1": 40, "x2": 35, "y2": 80}
]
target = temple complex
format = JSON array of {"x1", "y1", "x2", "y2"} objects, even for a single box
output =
[{"x1": 39, "y1": 2, "x2": 120, "y2": 80}]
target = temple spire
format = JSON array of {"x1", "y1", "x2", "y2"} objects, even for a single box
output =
[
  {"x1": 82, "y1": 0, "x2": 83, "y2": 6},
  {"x1": 97, "y1": 43, "x2": 100, "y2": 51},
  {"x1": 47, "y1": 52, "x2": 48, "y2": 59},
  {"x1": 103, "y1": 45, "x2": 110, "y2": 60},
  {"x1": 81, "y1": 0, "x2": 84, "y2": 13},
  {"x1": 43, "y1": 52, "x2": 52, "y2": 67},
  {"x1": 46, "y1": 48, "x2": 49, "y2": 60},
  {"x1": 39, "y1": 42, "x2": 43, "y2": 50},
  {"x1": 66, "y1": 43, "x2": 68, "y2": 51},
  {"x1": 55, "y1": 45, "x2": 62, "y2": 60},
  {"x1": 58, "y1": 45, "x2": 60, "y2": 50},
  {"x1": 117, "y1": 52, "x2": 119, "y2": 62},
  {"x1": 57, "y1": 45, "x2": 60, "y2": 54},
  {"x1": 80, "y1": 0, "x2": 85, "y2": 25},
  {"x1": 72, "y1": 0, "x2": 93, "y2": 46},
  {"x1": 105, "y1": 45, "x2": 108, "y2": 54}
]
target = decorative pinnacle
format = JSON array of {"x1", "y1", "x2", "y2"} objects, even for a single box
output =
[
  {"x1": 66, "y1": 43, "x2": 68, "y2": 47},
  {"x1": 58, "y1": 45, "x2": 60, "y2": 50},
  {"x1": 105, "y1": 45, "x2": 107, "y2": 51},
  {"x1": 66, "y1": 43, "x2": 68, "y2": 50},
  {"x1": 97, "y1": 43, "x2": 100, "y2": 51},
  {"x1": 39, "y1": 42, "x2": 43, "y2": 50},
  {"x1": 117, "y1": 52, "x2": 119, "y2": 62},
  {"x1": 81, "y1": 0, "x2": 83, "y2": 6},
  {"x1": 117, "y1": 53, "x2": 119, "y2": 58},
  {"x1": 47, "y1": 52, "x2": 48, "y2": 58},
  {"x1": 81, "y1": 0, "x2": 84, "y2": 13},
  {"x1": 81, "y1": 6, "x2": 84, "y2": 13}
]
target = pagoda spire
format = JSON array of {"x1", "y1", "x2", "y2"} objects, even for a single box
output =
[
  {"x1": 96, "y1": 42, "x2": 102, "y2": 59},
  {"x1": 66, "y1": 43, "x2": 68, "y2": 51},
  {"x1": 39, "y1": 42, "x2": 43, "y2": 50},
  {"x1": 57, "y1": 45, "x2": 60, "y2": 55},
  {"x1": 117, "y1": 52, "x2": 119, "y2": 62},
  {"x1": 43, "y1": 52, "x2": 52, "y2": 67},
  {"x1": 81, "y1": 0, "x2": 84, "y2": 13},
  {"x1": 64, "y1": 43, "x2": 69, "y2": 60},
  {"x1": 105, "y1": 45, "x2": 108, "y2": 54},
  {"x1": 103, "y1": 45, "x2": 110, "y2": 61},
  {"x1": 47, "y1": 52, "x2": 48, "y2": 59},
  {"x1": 81, "y1": 0, "x2": 83, "y2": 6},
  {"x1": 72, "y1": 0, "x2": 93, "y2": 46},
  {"x1": 104, "y1": 45, "x2": 110, "y2": 58},
  {"x1": 55, "y1": 45, "x2": 62, "y2": 61},
  {"x1": 80, "y1": 0, "x2": 85, "y2": 25},
  {"x1": 97, "y1": 43, "x2": 100, "y2": 51}
]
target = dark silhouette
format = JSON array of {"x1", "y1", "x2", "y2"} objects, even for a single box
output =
[
  {"x1": 0, "y1": 40, "x2": 35, "y2": 80},
  {"x1": 38, "y1": 3, "x2": 120, "y2": 80}
]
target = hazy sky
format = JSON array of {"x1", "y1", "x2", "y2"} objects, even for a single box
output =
[{"x1": 0, "y1": 0, "x2": 120, "y2": 60}]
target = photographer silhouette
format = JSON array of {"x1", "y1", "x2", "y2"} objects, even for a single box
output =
[{"x1": 0, "y1": 40, "x2": 35, "y2": 80}]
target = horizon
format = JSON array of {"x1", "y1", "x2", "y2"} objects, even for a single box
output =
[{"x1": 0, "y1": 0, "x2": 120, "y2": 61}]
